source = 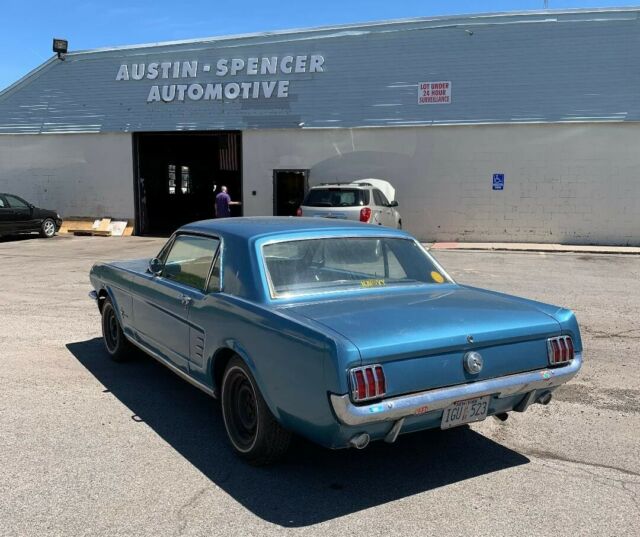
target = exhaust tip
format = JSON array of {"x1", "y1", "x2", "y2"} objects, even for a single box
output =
[
  {"x1": 537, "y1": 392, "x2": 553, "y2": 406},
  {"x1": 349, "y1": 433, "x2": 371, "y2": 450}
]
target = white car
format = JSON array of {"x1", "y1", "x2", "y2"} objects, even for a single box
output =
[{"x1": 297, "y1": 179, "x2": 402, "y2": 229}]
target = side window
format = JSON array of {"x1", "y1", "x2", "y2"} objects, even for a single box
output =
[
  {"x1": 372, "y1": 189, "x2": 389, "y2": 207},
  {"x1": 0, "y1": 196, "x2": 6, "y2": 208},
  {"x1": 5, "y1": 195, "x2": 29, "y2": 208},
  {"x1": 377, "y1": 189, "x2": 390, "y2": 206},
  {"x1": 162, "y1": 235, "x2": 220, "y2": 291}
]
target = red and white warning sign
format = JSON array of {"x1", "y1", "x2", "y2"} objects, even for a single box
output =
[{"x1": 418, "y1": 81, "x2": 452, "y2": 105}]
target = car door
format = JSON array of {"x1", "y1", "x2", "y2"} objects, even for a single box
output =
[
  {"x1": 4, "y1": 194, "x2": 34, "y2": 231},
  {"x1": 132, "y1": 233, "x2": 220, "y2": 373}
]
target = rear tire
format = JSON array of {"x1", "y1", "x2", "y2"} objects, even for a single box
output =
[
  {"x1": 40, "y1": 218, "x2": 56, "y2": 238},
  {"x1": 101, "y1": 298, "x2": 133, "y2": 362},
  {"x1": 221, "y1": 357, "x2": 291, "y2": 465}
]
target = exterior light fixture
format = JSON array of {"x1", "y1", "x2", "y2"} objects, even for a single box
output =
[{"x1": 53, "y1": 38, "x2": 68, "y2": 60}]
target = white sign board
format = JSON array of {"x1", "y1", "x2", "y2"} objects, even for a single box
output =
[{"x1": 418, "y1": 81, "x2": 452, "y2": 105}]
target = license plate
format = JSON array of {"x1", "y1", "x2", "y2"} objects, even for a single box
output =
[{"x1": 441, "y1": 395, "x2": 491, "y2": 429}]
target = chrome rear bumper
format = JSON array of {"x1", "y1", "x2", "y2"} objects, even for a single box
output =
[{"x1": 330, "y1": 352, "x2": 582, "y2": 426}]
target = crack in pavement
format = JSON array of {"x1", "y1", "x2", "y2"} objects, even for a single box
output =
[
  {"x1": 525, "y1": 448, "x2": 640, "y2": 479},
  {"x1": 174, "y1": 486, "x2": 209, "y2": 537}
]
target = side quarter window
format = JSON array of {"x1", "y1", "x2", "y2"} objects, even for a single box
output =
[
  {"x1": 206, "y1": 249, "x2": 222, "y2": 293},
  {"x1": 372, "y1": 189, "x2": 388, "y2": 207},
  {"x1": 162, "y1": 235, "x2": 220, "y2": 291},
  {"x1": 0, "y1": 196, "x2": 7, "y2": 208}
]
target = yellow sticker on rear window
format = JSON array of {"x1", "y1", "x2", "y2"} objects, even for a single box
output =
[
  {"x1": 361, "y1": 279, "x2": 385, "y2": 288},
  {"x1": 431, "y1": 271, "x2": 445, "y2": 283}
]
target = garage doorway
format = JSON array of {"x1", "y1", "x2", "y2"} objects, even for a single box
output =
[
  {"x1": 134, "y1": 132, "x2": 242, "y2": 235},
  {"x1": 273, "y1": 170, "x2": 309, "y2": 216}
]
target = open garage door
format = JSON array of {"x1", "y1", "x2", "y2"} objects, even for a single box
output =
[{"x1": 134, "y1": 132, "x2": 242, "y2": 235}]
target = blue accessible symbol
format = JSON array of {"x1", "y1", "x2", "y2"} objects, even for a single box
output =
[{"x1": 492, "y1": 173, "x2": 505, "y2": 191}]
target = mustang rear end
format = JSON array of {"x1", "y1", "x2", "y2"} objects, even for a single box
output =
[{"x1": 285, "y1": 285, "x2": 583, "y2": 449}]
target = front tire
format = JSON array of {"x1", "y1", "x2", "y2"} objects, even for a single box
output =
[
  {"x1": 221, "y1": 357, "x2": 291, "y2": 465},
  {"x1": 40, "y1": 218, "x2": 56, "y2": 238},
  {"x1": 101, "y1": 298, "x2": 133, "y2": 362}
]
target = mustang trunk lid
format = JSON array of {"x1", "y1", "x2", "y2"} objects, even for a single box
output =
[{"x1": 283, "y1": 286, "x2": 563, "y2": 396}]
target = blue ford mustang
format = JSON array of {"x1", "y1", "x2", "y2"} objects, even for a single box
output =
[{"x1": 89, "y1": 218, "x2": 582, "y2": 465}]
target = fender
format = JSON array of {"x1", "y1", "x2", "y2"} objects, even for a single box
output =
[{"x1": 212, "y1": 338, "x2": 283, "y2": 422}]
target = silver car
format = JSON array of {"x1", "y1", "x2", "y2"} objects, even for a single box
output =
[{"x1": 297, "y1": 179, "x2": 402, "y2": 229}]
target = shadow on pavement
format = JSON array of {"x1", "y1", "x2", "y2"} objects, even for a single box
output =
[{"x1": 67, "y1": 338, "x2": 529, "y2": 527}]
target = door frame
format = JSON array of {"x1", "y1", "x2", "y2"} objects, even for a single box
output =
[
  {"x1": 132, "y1": 131, "x2": 243, "y2": 236},
  {"x1": 272, "y1": 169, "x2": 309, "y2": 216}
]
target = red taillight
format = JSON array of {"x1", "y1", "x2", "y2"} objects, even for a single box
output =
[
  {"x1": 350, "y1": 364, "x2": 386, "y2": 402},
  {"x1": 547, "y1": 336, "x2": 574, "y2": 365},
  {"x1": 296, "y1": 207, "x2": 302, "y2": 217},
  {"x1": 359, "y1": 207, "x2": 372, "y2": 222},
  {"x1": 353, "y1": 370, "x2": 366, "y2": 400}
]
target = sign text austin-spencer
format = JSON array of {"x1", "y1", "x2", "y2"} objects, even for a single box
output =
[{"x1": 114, "y1": 55, "x2": 325, "y2": 103}]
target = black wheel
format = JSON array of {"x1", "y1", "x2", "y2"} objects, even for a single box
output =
[
  {"x1": 40, "y1": 218, "x2": 56, "y2": 238},
  {"x1": 221, "y1": 357, "x2": 291, "y2": 465},
  {"x1": 101, "y1": 298, "x2": 133, "y2": 362}
]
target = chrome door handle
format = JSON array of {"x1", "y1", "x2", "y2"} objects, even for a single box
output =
[{"x1": 181, "y1": 295, "x2": 193, "y2": 307}]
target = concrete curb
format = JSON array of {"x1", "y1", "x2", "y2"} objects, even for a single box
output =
[{"x1": 425, "y1": 242, "x2": 640, "y2": 255}]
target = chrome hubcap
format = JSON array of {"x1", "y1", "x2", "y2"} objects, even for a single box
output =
[{"x1": 43, "y1": 221, "x2": 55, "y2": 236}]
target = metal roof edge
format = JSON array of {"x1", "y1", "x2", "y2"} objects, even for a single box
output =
[
  {"x1": 65, "y1": 7, "x2": 640, "y2": 56},
  {"x1": 0, "y1": 56, "x2": 57, "y2": 101}
]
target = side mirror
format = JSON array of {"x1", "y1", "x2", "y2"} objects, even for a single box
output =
[
  {"x1": 148, "y1": 257, "x2": 163, "y2": 276},
  {"x1": 389, "y1": 200, "x2": 399, "y2": 207}
]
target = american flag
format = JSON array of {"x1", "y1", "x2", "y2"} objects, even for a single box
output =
[{"x1": 219, "y1": 133, "x2": 239, "y2": 171}]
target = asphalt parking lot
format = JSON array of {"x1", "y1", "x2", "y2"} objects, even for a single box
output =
[{"x1": 1, "y1": 234, "x2": 638, "y2": 537}]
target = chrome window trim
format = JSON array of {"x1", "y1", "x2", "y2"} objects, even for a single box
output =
[{"x1": 259, "y1": 234, "x2": 456, "y2": 300}]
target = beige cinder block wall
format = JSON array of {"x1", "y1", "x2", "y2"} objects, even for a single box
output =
[
  {"x1": 243, "y1": 123, "x2": 640, "y2": 245},
  {"x1": 0, "y1": 132, "x2": 134, "y2": 220}
]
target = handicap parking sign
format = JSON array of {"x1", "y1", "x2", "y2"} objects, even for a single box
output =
[{"x1": 492, "y1": 173, "x2": 504, "y2": 190}]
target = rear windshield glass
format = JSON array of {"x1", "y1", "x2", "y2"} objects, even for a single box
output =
[
  {"x1": 302, "y1": 188, "x2": 369, "y2": 207},
  {"x1": 262, "y1": 237, "x2": 450, "y2": 298}
]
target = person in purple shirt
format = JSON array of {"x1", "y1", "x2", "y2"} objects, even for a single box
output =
[{"x1": 215, "y1": 186, "x2": 240, "y2": 218}]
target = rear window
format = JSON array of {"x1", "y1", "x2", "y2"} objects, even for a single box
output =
[
  {"x1": 262, "y1": 237, "x2": 451, "y2": 298},
  {"x1": 302, "y1": 188, "x2": 369, "y2": 207}
]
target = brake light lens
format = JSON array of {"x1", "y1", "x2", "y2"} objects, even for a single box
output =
[
  {"x1": 296, "y1": 207, "x2": 302, "y2": 217},
  {"x1": 350, "y1": 364, "x2": 386, "y2": 402},
  {"x1": 547, "y1": 335, "x2": 574, "y2": 365},
  {"x1": 359, "y1": 207, "x2": 372, "y2": 222}
]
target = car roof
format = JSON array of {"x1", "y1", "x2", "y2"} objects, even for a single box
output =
[{"x1": 180, "y1": 217, "x2": 408, "y2": 241}]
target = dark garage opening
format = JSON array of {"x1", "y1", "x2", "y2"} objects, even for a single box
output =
[{"x1": 134, "y1": 132, "x2": 242, "y2": 236}]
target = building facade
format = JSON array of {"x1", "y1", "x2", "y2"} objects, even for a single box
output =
[{"x1": 0, "y1": 8, "x2": 638, "y2": 243}]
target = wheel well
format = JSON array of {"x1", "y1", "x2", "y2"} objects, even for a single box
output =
[
  {"x1": 212, "y1": 347, "x2": 238, "y2": 396},
  {"x1": 97, "y1": 290, "x2": 109, "y2": 312}
]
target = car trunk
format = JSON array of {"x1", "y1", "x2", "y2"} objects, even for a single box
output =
[{"x1": 282, "y1": 286, "x2": 562, "y2": 397}]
